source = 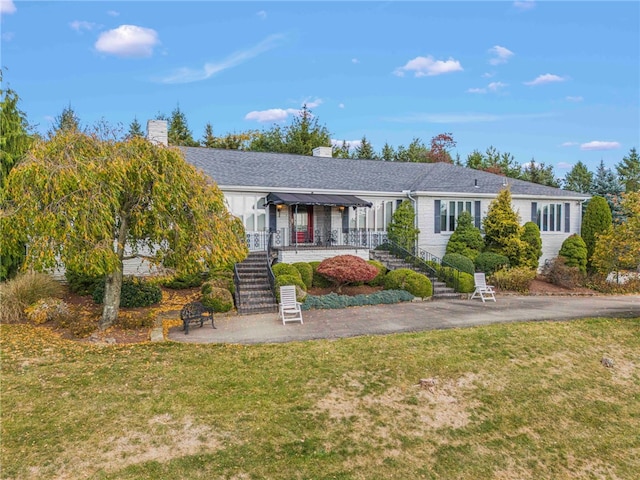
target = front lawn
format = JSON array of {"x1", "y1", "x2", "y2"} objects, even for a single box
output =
[{"x1": 1, "y1": 317, "x2": 639, "y2": 479}]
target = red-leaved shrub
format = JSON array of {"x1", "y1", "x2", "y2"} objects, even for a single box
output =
[{"x1": 316, "y1": 255, "x2": 379, "y2": 292}]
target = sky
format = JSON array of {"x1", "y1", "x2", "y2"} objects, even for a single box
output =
[{"x1": 1, "y1": 0, "x2": 639, "y2": 176}]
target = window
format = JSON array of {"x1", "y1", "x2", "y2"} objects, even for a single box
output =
[
  {"x1": 434, "y1": 199, "x2": 481, "y2": 233},
  {"x1": 532, "y1": 202, "x2": 570, "y2": 233}
]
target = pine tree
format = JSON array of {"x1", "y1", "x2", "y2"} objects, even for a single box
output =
[
  {"x1": 482, "y1": 187, "x2": 527, "y2": 266},
  {"x1": 167, "y1": 105, "x2": 198, "y2": 146},
  {"x1": 201, "y1": 123, "x2": 216, "y2": 148},
  {"x1": 51, "y1": 105, "x2": 81, "y2": 135},
  {"x1": 333, "y1": 140, "x2": 352, "y2": 159},
  {"x1": 520, "y1": 159, "x2": 560, "y2": 187},
  {"x1": 354, "y1": 135, "x2": 376, "y2": 159},
  {"x1": 616, "y1": 147, "x2": 640, "y2": 193},
  {"x1": 591, "y1": 159, "x2": 624, "y2": 222},
  {"x1": 283, "y1": 104, "x2": 331, "y2": 155},
  {"x1": 380, "y1": 142, "x2": 395, "y2": 161},
  {"x1": 127, "y1": 117, "x2": 144, "y2": 139},
  {"x1": 445, "y1": 211, "x2": 484, "y2": 261},
  {"x1": 563, "y1": 161, "x2": 593, "y2": 193}
]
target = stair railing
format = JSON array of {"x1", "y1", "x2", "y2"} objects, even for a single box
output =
[
  {"x1": 377, "y1": 240, "x2": 461, "y2": 292},
  {"x1": 266, "y1": 232, "x2": 277, "y2": 297},
  {"x1": 233, "y1": 262, "x2": 242, "y2": 309}
]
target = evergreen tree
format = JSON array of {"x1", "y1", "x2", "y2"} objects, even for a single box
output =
[
  {"x1": 445, "y1": 211, "x2": 484, "y2": 261},
  {"x1": 616, "y1": 147, "x2": 640, "y2": 193},
  {"x1": 127, "y1": 117, "x2": 144, "y2": 139},
  {"x1": 482, "y1": 187, "x2": 527, "y2": 266},
  {"x1": 51, "y1": 104, "x2": 81, "y2": 135},
  {"x1": 521, "y1": 221, "x2": 543, "y2": 269},
  {"x1": 283, "y1": 104, "x2": 331, "y2": 155},
  {"x1": 201, "y1": 123, "x2": 216, "y2": 148},
  {"x1": 519, "y1": 159, "x2": 560, "y2": 187},
  {"x1": 591, "y1": 159, "x2": 624, "y2": 222},
  {"x1": 558, "y1": 234, "x2": 588, "y2": 274},
  {"x1": 249, "y1": 124, "x2": 285, "y2": 153},
  {"x1": 167, "y1": 105, "x2": 198, "y2": 146},
  {"x1": 354, "y1": 135, "x2": 377, "y2": 159},
  {"x1": 387, "y1": 200, "x2": 420, "y2": 252},
  {"x1": 0, "y1": 78, "x2": 33, "y2": 280},
  {"x1": 465, "y1": 149, "x2": 485, "y2": 170},
  {"x1": 581, "y1": 195, "x2": 612, "y2": 271},
  {"x1": 563, "y1": 161, "x2": 593, "y2": 193},
  {"x1": 380, "y1": 142, "x2": 395, "y2": 161},
  {"x1": 332, "y1": 140, "x2": 352, "y2": 159},
  {"x1": 405, "y1": 137, "x2": 429, "y2": 163}
]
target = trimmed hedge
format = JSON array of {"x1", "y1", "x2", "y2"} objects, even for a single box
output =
[
  {"x1": 367, "y1": 260, "x2": 388, "y2": 286},
  {"x1": 201, "y1": 286, "x2": 234, "y2": 313},
  {"x1": 92, "y1": 277, "x2": 162, "y2": 308},
  {"x1": 309, "y1": 261, "x2": 333, "y2": 288},
  {"x1": 474, "y1": 252, "x2": 510, "y2": 275},
  {"x1": 292, "y1": 262, "x2": 313, "y2": 289},
  {"x1": 384, "y1": 268, "x2": 432, "y2": 298},
  {"x1": 302, "y1": 289, "x2": 414, "y2": 310},
  {"x1": 491, "y1": 266, "x2": 536, "y2": 293},
  {"x1": 275, "y1": 274, "x2": 307, "y2": 302},
  {"x1": 457, "y1": 271, "x2": 475, "y2": 293},
  {"x1": 272, "y1": 263, "x2": 302, "y2": 280},
  {"x1": 442, "y1": 253, "x2": 475, "y2": 275}
]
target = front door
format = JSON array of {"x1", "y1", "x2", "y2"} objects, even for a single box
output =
[{"x1": 291, "y1": 205, "x2": 313, "y2": 244}]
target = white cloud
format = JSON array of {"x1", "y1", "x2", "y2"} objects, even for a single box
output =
[
  {"x1": 561, "y1": 142, "x2": 579, "y2": 147},
  {"x1": 352, "y1": 58, "x2": 360, "y2": 64},
  {"x1": 159, "y1": 33, "x2": 285, "y2": 84},
  {"x1": 467, "y1": 81, "x2": 507, "y2": 94},
  {"x1": 514, "y1": 0, "x2": 535, "y2": 10},
  {"x1": 524, "y1": 73, "x2": 566, "y2": 86},
  {"x1": 488, "y1": 45, "x2": 514, "y2": 65},
  {"x1": 580, "y1": 141, "x2": 621, "y2": 151},
  {"x1": 566, "y1": 96, "x2": 584, "y2": 102},
  {"x1": 95, "y1": 25, "x2": 159, "y2": 58},
  {"x1": 70, "y1": 20, "x2": 98, "y2": 32},
  {"x1": 257, "y1": 10, "x2": 267, "y2": 19},
  {"x1": 557, "y1": 162, "x2": 573, "y2": 170},
  {"x1": 482, "y1": 72, "x2": 495, "y2": 78},
  {"x1": 245, "y1": 108, "x2": 299, "y2": 123},
  {"x1": 339, "y1": 103, "x2": 345, "y2": 109},
  {"x1": 107, "y1": 10, "x2": 119, "y2": 17},
  {"x1": 303, "y1": 98, "x2": 323, "y2": 109},
  {"x1": 331, "y1": 139, "x2": 361, "y2": 149},
  {"x1": 394, "y1": 55, "x2": 463, "y2": 77},
  {"x1": 0, "y1": 0, "x2": 16, "y2": 15}
]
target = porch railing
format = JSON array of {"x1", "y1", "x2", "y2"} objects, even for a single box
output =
[{"x1": 246, "y1": 229, "x2": 388, "y2": 251}]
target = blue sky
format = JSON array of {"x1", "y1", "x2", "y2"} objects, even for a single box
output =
[{"x1": 1, "y1": 1, "x2": 638, "y2": 175}]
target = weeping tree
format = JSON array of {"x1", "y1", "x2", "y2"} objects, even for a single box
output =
[{"x1": 2, "y1": 130, "x2": 247, "y2": 329}]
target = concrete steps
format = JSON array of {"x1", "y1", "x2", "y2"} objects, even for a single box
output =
[{"x1": 235, "y1": 252, "x2": 278, "y2": 315}]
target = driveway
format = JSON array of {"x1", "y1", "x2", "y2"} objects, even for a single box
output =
[{"x1": 167, "y1": 294, "x2": 640, "y2": 345}]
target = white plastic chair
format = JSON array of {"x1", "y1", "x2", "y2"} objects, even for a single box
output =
[
  {"x1": 279, "y1": 285, "x2": 303, "y2": 324},
  {"x1": 470, "y1": 272, "x2": 496, "y2": 302}
]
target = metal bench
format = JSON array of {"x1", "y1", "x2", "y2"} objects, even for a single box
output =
[{"x1": 180, "y1": 301, "x2": 215, "y2": 334}]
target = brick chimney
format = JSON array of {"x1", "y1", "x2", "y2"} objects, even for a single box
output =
[{"x1": 146, "y1": 120, "x2": 168, "y2": 146}]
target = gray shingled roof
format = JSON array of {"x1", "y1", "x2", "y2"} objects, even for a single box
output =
[{"x1": 182, "y1": 147, "x2": 590, "y2": 199}]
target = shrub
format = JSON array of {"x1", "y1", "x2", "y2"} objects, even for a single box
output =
[
  {"x1": 442, "y1": 253, "x2": 475, "y2": 275},
  {"x1": 115, "y1": 311, "x2": 156, "y2": 329},
  {"x1": 367, "y1": 260, "x2": 388, "y2": 286},
  {"x1": 24, "y1": 298, "x2": 71, "y2": 325},
  {"x1": 309, "y1": 261, "x2": 333, "y2": 288},
  {"x1": 491, "y1": 267, "x2": 536, "y2": 293},
  {"x1": 521, "y1": 222, "x2": 543, "y2": 269},
  {"x1": 275, "y1": 274, "x2": 307, "y2": 302},
  {"x1": 292, "y1": 262, "x2": 313, "y2": 289},
  {"x1": 302, "y1": 289, "x2": 414, "y2": 310},
  {"x1": 316, "y1": 255, "x2": 379, "y2": 292},
  {"x1": 384, "y1": 268, "x2": 432, "y2": 298},
  {"x1": 207, "y1": 269, "x2": 235, "y2": 295},
  {"x1": 483, "y1": 188, "x2": 527, "y2": 266},
  {"x1": 65, "y1": 269, "x2": 104, "y2": 296},
  {"x1": 67, "y1": 318, "x2": 97, "y2": 338},
  {"x1": 201, "y1": 287, "x2": 234, "y2": 313},
  {"x1": 445, "y1": 211, "x2": 484, "y2": 261},
  {"x1": 92, "y1": 277, "x2": 162, "y2": 308},
  {"x1": 456, "y1": 272, "x2": 475, "y2": 293},
  {"x1": 559, "y1": 234, "x2": 588, "y2": 274},
  {"x1": 272, "y1": 263, "x2": 302, "y2": 280},
  {"x1": 582, "y1": 196, "x2": 612, "y2": 270},
  {"x1": 162, "y1": 272, "x2": 205, "y2": 289},
  {"x1": 0, "y1": 272, "x2": 64, "y2": 323},
  {"x1": 542, "y1": 257, "x2": 585, "y2": 289},
  {"x1": 387, "y1": 199, "x2": 420, "y2": 252},
  {"x1": 475, "y1": 252, "x2": 510, "y2": 275}
]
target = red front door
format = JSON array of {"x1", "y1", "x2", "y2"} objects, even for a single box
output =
[{"x1": 292, "y1": 205, "x2": 313, "y2": 244}]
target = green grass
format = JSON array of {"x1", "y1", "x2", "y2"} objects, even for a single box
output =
[{"x1": 1, "y1": 317, "x2": 639, "y2": 479}]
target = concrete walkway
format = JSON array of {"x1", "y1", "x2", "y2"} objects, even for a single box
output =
[{"x1": 167, "y1": 294, "x2": 640, "y2": 345}]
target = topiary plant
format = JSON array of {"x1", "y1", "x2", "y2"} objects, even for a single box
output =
[
  {"x1": 316, "y1": 255, "x2": 379, "y2": 292},
  {"x1": 558, "y1": 234, "x2": 588, "y2": 274},
  {"x1": 581, "y1": 196, "x2": 612, "y2": 271},
  {"x1": 521, "y1": 221, "x2": 543, "y2": 269},
  {"x1": 201, "y1": 286, "x2": 234, "y2": 313},
  {"x1": 309, "y1": 261, "x2": 333, "y2": 288},
  {"x1": 384, "y1": 268, "x2": 432, "y2": 298},
  {"x1": 474, "y1": 252, "x2": 510, "y2": 275},
  {"x1": 272, "y1": 263, "x2": 302, "y2": 280},
  {"x1": 292, "y1": 262, "x2": 313, "y2": 289},
  {"x1": 442, "y1": 253, "x2": 475, "y2": 275},
  {"x1": 275, "y1": 274, "x2": 307, "y2": 302},
  {"x1": 445, "y1": 211, "x2": 484, "y2": 261},
  {"x1": 367, "y1": 260, "x2": 388, "y2": 286}
]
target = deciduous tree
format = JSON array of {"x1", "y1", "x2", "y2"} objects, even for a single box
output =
[
  {"x1": 316, "y1": 255, "x2": 378, "y2": 292},
  {"x1": 2, "y1": 130, "x2": 247, "y2": 329},
  {"x1": 426, "y1": 132, "x2": 455, "y2": 163}
]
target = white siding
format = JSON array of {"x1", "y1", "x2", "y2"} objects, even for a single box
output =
[{"x1": 278, "y1": 248, "x2": 370, "y2": 263}]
